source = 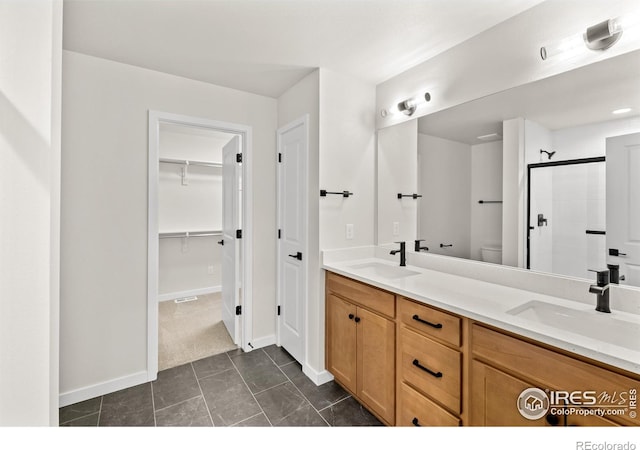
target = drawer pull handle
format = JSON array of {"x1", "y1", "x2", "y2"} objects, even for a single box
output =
[
  {"x1": 412, "y1": 359, "x2": 443, "y2": 378},
  {"x1": 412, "y1": 314, "x2": 443, "y2": 329},
  {"x1": 412, "y1": 417, "x2": 421, "y2": 427}
]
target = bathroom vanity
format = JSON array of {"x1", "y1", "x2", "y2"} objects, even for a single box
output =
[{"x1": 323, "y1": 249, "x2": 640, "y2": 427}]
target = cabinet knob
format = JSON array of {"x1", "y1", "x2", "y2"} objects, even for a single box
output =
[
  {"x1": 354, "y1": 316, "x2": 361, "y2": 323},
  {"x1": 411, "y1": 417, "x2": 421, "y2": 427},
  {"x1": 348, "y1": 314, "x2": 354, "y2": 320}
]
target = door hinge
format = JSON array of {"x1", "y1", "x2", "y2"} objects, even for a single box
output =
[
  {"x1": 278, "y1": 153, "x2": 282, "y2": 163},
  {"x1": 236, "y1": 229, "x2": 242, "y2": 239},
  {"x1": 235, "y1": 305, "x2": 242, "y2": 315},
  {"x1": 277, "y1": 305, "x2": 281, "y2": 316},
  {"x1": 236, "y1": 153, "x2": 243, "y2": 163},
  {"x1": 278, "y1": 229, "x2": 281, "y2": 239}
]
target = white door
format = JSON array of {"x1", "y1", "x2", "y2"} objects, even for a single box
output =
[
  {"x1": 607, "y1": 132, "x2": 640, "y2": 287},
  {"x1": 277, "y1": 116, "x2": 307, "y2": 364},
  {"x1": 222, "y1": 136, "x2": 241, "y2": 343}
]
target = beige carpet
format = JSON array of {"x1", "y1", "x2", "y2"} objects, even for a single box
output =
[{"x1": 158, "y1": 293, "x2": 237, "y2": 371}]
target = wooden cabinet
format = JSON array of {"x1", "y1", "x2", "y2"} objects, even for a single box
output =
[
  {"x1": 325, "y1": 269, "x2": 639, "y2": 428},
  {"x1": 396, "y1": 297, "x2": 464, "y2": 426},
  {"x1": 325, "y1": 273, "x2": 396, "y2": 425},
  {"x1": 471, "y1": 324, "x2": 639, "y2": 427}
]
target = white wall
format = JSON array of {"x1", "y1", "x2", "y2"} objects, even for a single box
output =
[
  {"x1": 0, "y1": 0, "x2": 62, "y2": 425},
  {"x1": 551, "y1": 116, "x2": 640, "y2": 160},
  {"x1": 61, "y1": 51, "x2": 277, "y2": 402},
  {"x1": 470, "y1": 140, "x2": 503, "y2": 261},
  {"x1": 158, "y1": 127, "x2": 226, "y2": 297},
  {"x1": 318, "y1": 69, "x2": 376, "y2": 378},
  {"x1": 376, "y1": 0, "x2": 640, "y2": 130},
  {"x1": 377, "y1": 120, "x2": 417, "y2": 244},
  {"x1": 417, "y1": 133, "x2": 471, "y2": 259},
  {"x1": 502, "y1": 118, "x2": 525, "y2": 267}
]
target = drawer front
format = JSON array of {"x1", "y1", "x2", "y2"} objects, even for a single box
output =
[
  {"x1": 398, "y1": 297, "x2": 460, "y2": 347},
  {"x1": 399, "y1": 326, "x2": 461, "y2": 413},
  {"x1": 326, "y1": 272, "x2": 395, "y2": 318},
  {"x1": 472, "y1": 324, "x2": 640, "y2": 426},
  {"x1": 398, "y1": 382, "x2": 460, "y2": 426}
]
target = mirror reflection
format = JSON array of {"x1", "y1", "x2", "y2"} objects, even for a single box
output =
[{"x1": 377, "y1": 50, "x2": 640, "y2": 285}]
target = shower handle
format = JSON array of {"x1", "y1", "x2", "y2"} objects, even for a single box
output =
[{"x1": 537, "y1": 214, "x2": 548, "y2": 227}]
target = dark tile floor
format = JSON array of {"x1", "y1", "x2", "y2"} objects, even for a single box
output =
[{"x1": 59, "y1": 345, "x2": 383, "y2": 427}]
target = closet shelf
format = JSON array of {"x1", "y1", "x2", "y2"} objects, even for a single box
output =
[
  {"x1": 159, "y1": 230, "x2": 222, "y2": 239},
  {"x1": 159, "y1": 158, "x2": 222, "y2": 168}
]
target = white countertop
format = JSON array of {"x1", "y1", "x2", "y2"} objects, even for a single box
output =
[{"x1": 322, "y1": 252, "x2": 640, "y2": 375}]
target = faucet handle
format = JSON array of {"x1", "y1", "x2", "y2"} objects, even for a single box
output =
[{"x1": 588, "y1": 269, "x2": 610, "y2": 286}]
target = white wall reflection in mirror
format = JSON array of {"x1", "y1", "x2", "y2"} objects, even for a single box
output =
[{"x1": 376, "y1": 49, "x2": 640, "y2": 286}]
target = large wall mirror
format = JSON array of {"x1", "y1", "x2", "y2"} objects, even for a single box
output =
[{"x1": 377, "y1": 49, "x2": 640, "y2": 286}]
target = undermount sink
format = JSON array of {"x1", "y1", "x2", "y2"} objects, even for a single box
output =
[
  {"x1": 347, "y1": 262, "x2": 420, "y2": 280},
  {"x1": 507, "y1": 300, "x2": 640, "y2": 351}
]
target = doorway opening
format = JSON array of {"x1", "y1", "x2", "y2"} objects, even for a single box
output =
[{"x1": 147, "y1": 111, "x2": 253, "y2": 379}]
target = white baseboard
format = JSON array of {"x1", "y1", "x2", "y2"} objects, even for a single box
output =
[
  {"x1": 158, "y1": 286, "x2": 221, "y2": 302},
  {"x1": 246, "y1": 334, "x2": 276, "y2": 352},
  {"x1": 59, "y1": 370, "x2": 151, "y2": 408},
  {"x1": 302, "y1": 363, "x2": 334, "y2": 386}
]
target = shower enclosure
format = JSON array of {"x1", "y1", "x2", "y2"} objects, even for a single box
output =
[{"x1": 527, "y1": 157, "x2": 606, "y2": 279}]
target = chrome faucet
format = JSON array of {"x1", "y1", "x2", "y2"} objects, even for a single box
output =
[
  {"x1": 589, "y1": 269, "x2": 610, "y2": 313},
  {"x1": 390, "y1": 241, "x2": 406, "y2": 267},
  {"x1": 414, "y1": 239, "x2": 429, "y2": 252}
]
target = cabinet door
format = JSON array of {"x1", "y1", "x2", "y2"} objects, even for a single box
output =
[
  {"x1": 326, "y1": 293, "x2": 357, "y2": 393},
  {"x1": 471, "y1": 360, "x2": 547, "y2": 426},
  {"x1": 357, "y1": 306, "x2": 395, "y2": 425}
]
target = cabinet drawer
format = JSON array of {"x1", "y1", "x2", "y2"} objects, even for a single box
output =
[
  {"x1": 472, "y1": 324, "x2": 640, "y2": 426},
  {"x1": 399, "y1": 326, "x2": 461, "y2": 413},
  {"x1": 398, "y1": 297, "x2": 460, "y2": 347},
  {"x1": 326, "y1": 272, "x2": 395, "y2": 318},
  {"x1": 398, "y1": 382, "x2": 460, "y2": 426}
]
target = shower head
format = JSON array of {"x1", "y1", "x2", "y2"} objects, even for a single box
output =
[{"x1": 540, "y1": 149, "x2": 556, "y2": 160}]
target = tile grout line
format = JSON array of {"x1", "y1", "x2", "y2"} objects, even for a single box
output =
[
  {"x1": 60, "y1": 410, "x2": 100, "y2": 426},
  {"x1": 227, "y1": 349, "x2": 274, "y2": 426},
  {"x1": 97, "y1": 396, "x2": 103, "y2": 426},
  {"x1": 149, "y1": 381, "x2": 157, "y2": 427},
  {"x1": 153, "y1": 394, "x2": 204, "y2": 414},
  {"x1": 265, "y1": 349, "x2": 332, "y2": 427},
  {"x1": 190, "y1": 362, "x2": 216, "y2": 427}
]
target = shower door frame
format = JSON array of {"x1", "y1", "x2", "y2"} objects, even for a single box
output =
[{"x1": 526, "y1": 156, "x2": 605, "y2": 269}]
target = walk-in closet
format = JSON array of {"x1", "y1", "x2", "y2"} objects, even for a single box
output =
[{"x1": 157, "y1": 122, "x2": 238, "y2": 370}]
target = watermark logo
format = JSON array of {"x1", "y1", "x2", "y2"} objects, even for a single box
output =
[
  {"x1": 517, "y1": 387, "x2": 550, "y2": 420},
  {"x1": 517, "y1": 387, "x2": 637, "y2": 420}
]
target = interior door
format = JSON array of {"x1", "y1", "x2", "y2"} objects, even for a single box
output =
[
  {"x1": 607, "y1": 132, "x2": 640, "y2": 287},
  {"x1": 277, "y1": 117, "x2": 307, "y2": 364},
  {"x1": 222, "y1": 135, "x2": 241, "y2": 344}
]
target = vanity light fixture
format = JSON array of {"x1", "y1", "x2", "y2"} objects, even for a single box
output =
[
  {"x1": 380, "y1": 92, "x2": 431, "y2": 117},
  {"x1": 540, "y1": 18, "x2": 623, "y2": 61}
]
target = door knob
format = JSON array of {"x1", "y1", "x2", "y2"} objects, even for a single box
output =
[
  {"x1": 288, "y1": 252, "x2": 303, "y2": 261},
  {"x1": 217, "y1": 240, "x2": 224, "y2": 246}
]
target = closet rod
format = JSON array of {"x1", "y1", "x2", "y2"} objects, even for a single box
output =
[
  {"x1": 159, "y1": 158, "x2": 222, "y2": 168},
  {"x1": 159, "y1": 231, "x2": 223, "y2": 239}
]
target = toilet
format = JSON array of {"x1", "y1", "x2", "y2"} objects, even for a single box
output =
[{"x1": 480, "y1": 245, "x2": 502, "y2": 264}]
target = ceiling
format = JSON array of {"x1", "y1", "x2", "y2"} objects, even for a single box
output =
[
  {"x1": 418, "y1": 49, "x2": 640, "y2": 145},
  {"x1": 62, "y1": 0, "x2": 544, "y2": 98}
]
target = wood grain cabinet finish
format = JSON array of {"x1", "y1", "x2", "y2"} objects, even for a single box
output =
[
  {"x1": 397, "y1": 297, "x2": 461, "y2": 347},
  {"x1": 325, "y1": 273, "x2": 396, "y2": 425},
  {"x1": 398, "y1": 382, "x2": 460, "y2": 427},
  {"x1": 396, "y1": 297, "x2": 465, "y2": 426},
  {"x1": 471, "y1": 324, "x2": 639, "y2": 426}
]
